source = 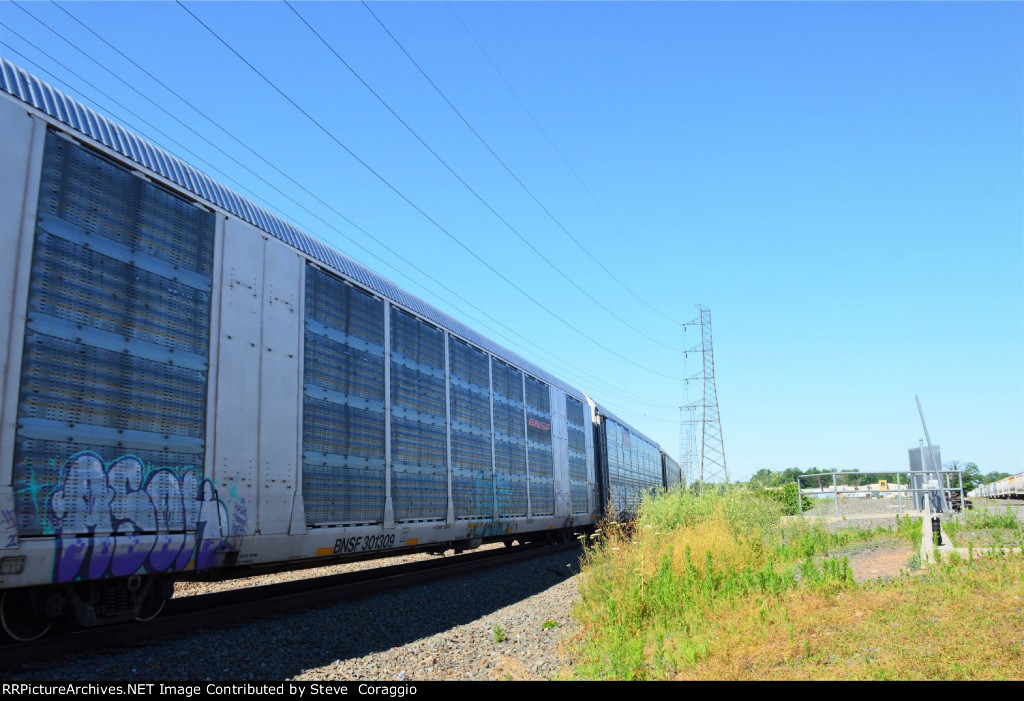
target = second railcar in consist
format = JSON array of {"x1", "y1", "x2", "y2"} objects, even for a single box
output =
[
  {"x1": 0, "y1": 59, "x2": 682, "y2": 640},
  {"x1": 969, "y1": 472, "x2": 1024, "y2": 500}
]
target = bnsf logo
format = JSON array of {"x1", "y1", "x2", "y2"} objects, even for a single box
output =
[{"x1": 528, "y1": 418, "x2": 551, "y2": 432}]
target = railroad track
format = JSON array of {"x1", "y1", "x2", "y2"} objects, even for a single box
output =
[{"x1": 0, "y1": 540, "x2": 579, "y2": 669}]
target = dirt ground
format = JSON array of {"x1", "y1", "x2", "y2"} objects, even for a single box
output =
[{"x1": 833, "y1": 537, "x2": 917, "y2": 582}]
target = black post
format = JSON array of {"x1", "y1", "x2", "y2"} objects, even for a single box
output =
[{"x1": 931, "y1": 516, "x2": 942, "y2": 546}]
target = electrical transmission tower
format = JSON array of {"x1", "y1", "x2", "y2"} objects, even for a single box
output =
[
  {"x1": 679, "y1": 304, "x2": 728, "y2": 484},
  {"x1": 678, "y1": 404, "x2": 698, "y2": 487}
]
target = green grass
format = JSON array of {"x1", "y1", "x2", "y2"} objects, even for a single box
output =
[
  {"x1": 945, "y1": 506, "x2": 1023, "y2": 548},
  {"x1": 969, "y1": 508, "x2": 1022, "y2": 530},
  {"x1": 570, "y1": 488, "x2": 793, "y2": 679},
  {"x1": 895, "y1": 514, "x2": 923, "y2": 546},
  {"x1": 567, "y1": 488, "x2": 1022, "y2": 680}
]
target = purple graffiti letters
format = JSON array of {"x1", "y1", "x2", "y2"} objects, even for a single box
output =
[
  {"x1": 49, "y1": 451, "x2": 230, "y2": 583},
  {"x1": 50, "y1": 453, "x2": 112, "y2": 533}
]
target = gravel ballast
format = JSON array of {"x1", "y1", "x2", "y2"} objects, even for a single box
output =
[{"x1": 6, "y1": 547, "x2": 584, "y2": 682}]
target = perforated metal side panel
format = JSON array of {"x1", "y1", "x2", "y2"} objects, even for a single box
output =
[
  {"x1": 492, "y1": 359, "x2": 526, "y2": 517},
  {"x1": 449, "y1": 338, "x2": 493, "y2": 519},
  {"x1": 664, "y1": 454, "x2": 681, "y2": 488},
  {"x1": 390, "y1": 308, "x2": 447, "y2": 522},
  {"x1": 0, "y1": 59, "x2": 589, "y2": 407},
  {"x1": 525, "y1": 376, "x2": 554, "y2": 516},
  {"x1": 566, "y1": 397, "x2": 589, "y2": 514},
  {"x1": 642, "y1": 437, "x2": 661, "y2": 494},
  {"x1": 605, "y1": 421, "x2": 625, "y2": 513},
  {"x1": 302, "y1": 265, "x2": 385, "y2": 525},
  {"x1": 13, "y1": 130, "x2": 213, "y2": 536},
  {"x1": 602, "y1": 416, "x2": 663, "y2": 514}
]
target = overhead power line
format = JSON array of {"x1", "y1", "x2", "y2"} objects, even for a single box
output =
[
  {"x1": 176, "y1": 1, "x2": 683, "y2": 381},
  {"x1": 0, "y1": 28, "x2": 270, "y2": 210},
  {"x1": 9, "y1": 4, "x2": 679, "y2": 405},
  {"x1": 0, "y1": 34, "x2": 675, "y2": 413},
  {"x1": 446, "y1": 1, "x2": 689, "y2": 301},
  {"x1": 359, "y1": 0, "x2": 681, "y2": 327},
  {"x1": 0, "y1": 43, "x2": 680, "y2": 456},
  {"x1": 285, "y1": 1, "x2": 682, "y2": 353}
]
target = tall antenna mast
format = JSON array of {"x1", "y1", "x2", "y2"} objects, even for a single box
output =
[{"x1": 680, "y1": 304, "x2": 728, "y2": 483}]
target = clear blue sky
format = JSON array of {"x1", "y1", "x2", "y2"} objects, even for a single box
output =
[{"x1": 2, "y1": 1, "x2": 1021, "y2": 481}]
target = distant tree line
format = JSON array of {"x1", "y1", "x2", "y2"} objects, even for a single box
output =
[
  {"x1": 745, "y1": 462, "x2": 1010, "y2": 495},
  {"x1": 747, "y1": 467, "x2": 885, "y2": 489},
  {"x1": 943, "y1": 461, "x2": 1010, "y2": 494}
]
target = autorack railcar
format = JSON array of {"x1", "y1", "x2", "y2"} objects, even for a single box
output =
[{"x1": 0, "y1": 59, "x2": 678, "y2": 640}]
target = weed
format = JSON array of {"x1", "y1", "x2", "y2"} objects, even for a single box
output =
[
  {"x1": 951, "y1": 507, "x2": 1024, "y2": 549},
  {"x1": 760, "y1": 482, "x2": 812, "y2": 515},
  {"x1": 945, "y1": 517, "x2": 962, "y2": 541},
  {"x1": 895, "y1": 515, "x2": 923, "y2": 546},
  {"x1": 543, "y1": 620, "x2": 559, "y2": 629},
  {"x1": 800, "y1": 556, "x2": 855, "y2": 594},
  {"x1": 568, "y1": 488, "x2": 1024, "y2": 680},
  {"x1": 968, "y1": 508, "x2": 1021, "y2": 531},
  {"x1": 492, "y1": 622, "x2": 506, "y2": 643}
]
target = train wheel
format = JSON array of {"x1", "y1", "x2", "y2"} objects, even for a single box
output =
[
  {"x1": 133, "y1": 595, "x2": 166, "y2": 622},
  {"x1": 134, "y1": 578, "x2": 171, "y2": 622},
  {"x1": 1, "y1": 589, "x2": 52, "y2": 642}
]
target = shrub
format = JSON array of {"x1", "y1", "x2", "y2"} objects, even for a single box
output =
[{"x1": 761, "y1": 482, "x2": 811, "y2": 515}]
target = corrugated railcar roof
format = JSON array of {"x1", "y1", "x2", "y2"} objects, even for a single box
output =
[{"x1": 0, "y1": 58, "x2": 585, "y2": 399}]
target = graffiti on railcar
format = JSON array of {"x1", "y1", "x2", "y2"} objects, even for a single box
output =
[
  {"x1": 0, "y1": 507, "x2": 17, "y2": 549},
  {"x1": 48, "y1": 451, "x2": 231, "y2": 583},
  {"x1": 231, "y1": 496, "x2": 249, "y2": 538},
  {"x1": 466, "y1": 519, "x2": 518, "y2": 539}
]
